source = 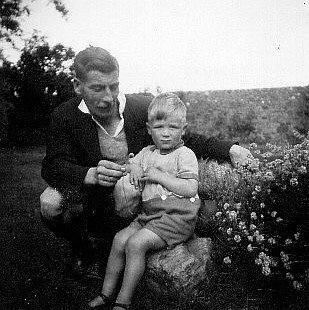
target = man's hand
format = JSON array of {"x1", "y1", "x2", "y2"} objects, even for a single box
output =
[
  {"x1": 229, "y1": 144, "x2": 254, "y2": 167},
  {"x1": 84, "y1": 160, "x2": 126, "y2": 187}
]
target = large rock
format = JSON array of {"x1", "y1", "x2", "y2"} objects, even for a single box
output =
[{"x1": 142, "y1": 237, "x2": 212, "y2": 306}]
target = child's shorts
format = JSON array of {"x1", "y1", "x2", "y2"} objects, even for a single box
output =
[{"x1": 129, "y1": 195, "x2": 200, "y2": 247}]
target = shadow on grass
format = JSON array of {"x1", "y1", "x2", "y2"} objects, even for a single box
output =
[
  {"x1": 0, "y1": 147, "x2": 102, "y2": 310},
  {"x1": 1, "y1": 146, "x2": 307, "y2": 310}
]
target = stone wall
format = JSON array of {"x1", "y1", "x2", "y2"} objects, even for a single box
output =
[{"x1": 177, "y1": 86, "x2": 309, "y2": 145}]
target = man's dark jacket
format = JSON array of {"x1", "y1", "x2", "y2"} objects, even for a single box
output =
[{"x1": 41, "y1": 94, "x2": 233, "y2": 237}]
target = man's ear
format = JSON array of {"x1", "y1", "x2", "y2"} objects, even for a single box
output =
[
  {"x1": 182, "y1": 122, "x2": 188, "y2": 136},
  {"x1": 73, "y1": 78, "x2": 82, "y2": 96},
  {"x1": 146, "y1": 122, "x2": 151, "y2": 135}
]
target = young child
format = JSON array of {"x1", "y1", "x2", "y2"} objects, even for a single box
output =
[{"x1": 87, "y1": 93, "x2": 200, "y2": 310}]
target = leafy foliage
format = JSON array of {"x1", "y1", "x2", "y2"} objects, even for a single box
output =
[
  {"x1": 0, "y1": 0, "x2": 29, "y2": 43},
  {"x1": 197, "y1": 132, "x2": 309, "y2": 307},
  {"x1": 2, "y1": 32, "x2": 75, "y2": 145},
  {"x1": 0, "y1": 0, "x2": 68, "y2": 45}
]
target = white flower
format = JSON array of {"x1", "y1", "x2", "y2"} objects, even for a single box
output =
[
  {"x1": 238, "y1": 221, "x2": 246, "y2": 229},
  {"x1": 234, "y1": 235, "x2": 241, "y2": 243},
  {"x1": 228, "y1": 211, "x2": 237, "y2": 220},
  {"x1": 286, "y1": 272, "x2": 294, "y2": 280},
  {"x1": 293, "y1": 281, "x2": 303, "y2": 290},
  {"x1": 260, "y1": 203, "x2": 265, "y2": 208},
  {"x1": 256, "y1": 234, "x2": 265, "y2": 243},
  {"x1": 294, "y1": 232, "x2": 300, "y2": 240},
  {"x1": 249, "y1": 143, "x2": 257, "y2": 149},
  {"x1": 268, "y1": 237, "x2": 276, "y2": 244},
  {"x1": 274, "y1": 158, "x2": 284, "y2": 165},
  {"x1": 247, "y1": 244, "x2": 253, "y2": 252},
  {"x1": 253, "y1": 230, "x2": 260, "y2": 237},
  {"x1": 297, "y1": 166, "x2": 307, "y2": 174},
  {"x1": 271, "y1": 211, "x2": 277, "y2": 217},
  {"x1": 285, "y1": 238, "x2": 292, "y2": 245},
  {"x1": 248, "y1": 235, "x2": 254, "y2": 242},
  {"x1": 250, "y1": 224, "x2": 257, "y2": 230},
  {"x1": 255, "y1": 185, "x2": 261, "y2": 192},
  {"x1": 270, "y1": 259, "x2": 278, "y2": 267},
  {"x1": 284, "y1": 262, "x2": 291, "y2": 270},
  {"x1": 215, "y1": 211, "x2": 222, "y2": 217},
  {"x1": 234, "y1": 203, "x2": 242, "y2": 210},
  {"x1": 262, "y1": 266, "x2": 271, "y2": 276},
  {"x1": 290, "y1": 178, "x2": 298, "y2": 186},
  {"x1": 250, "y1": 212, "x2": 257, "y2": 220},
  {"x1": 280, "y1": 251, "x2": 289, "y2": 263},
  {"x1": 255, "y1": 258, "x2": 262, "y2": 265},
  {"x1": 223, "y1": 203, "x2": 229, "y2": 210},
  {"x1": 265, "y1": 171, "x2": 274, "y2": 181},
  {"x1": 223, "y1": 256, "x2": 231, "y2": 264},
  {"x1": 283, "y1": 154, "x2": 289, "y2": 160},
  {"x1": 227, "y1": 228, "x2": 232, "y2": 235}
]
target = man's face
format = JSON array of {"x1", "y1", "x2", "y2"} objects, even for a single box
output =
[
  {"x1": 147, "y1": 115, "x2": 187, "y2": 153},
  {"x1": 74, "y1": 70, "x2": 120, "y2": 121}
]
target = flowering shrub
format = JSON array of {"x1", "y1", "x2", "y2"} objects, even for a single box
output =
[{"x1": 198, "y1": 133, "x2": 309, "y2": 302}]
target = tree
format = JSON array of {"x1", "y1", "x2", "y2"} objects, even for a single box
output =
[
  {"x1": 0, "y1": 0, "x2": 68, "y2": 45},
  {"x1": 5, "y1": 33, "x2": 75, "y2": 145}
]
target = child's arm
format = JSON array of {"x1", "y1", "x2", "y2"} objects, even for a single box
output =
[
  {"x1": 126, "y1": 163, "x2": 144, "y2": 191},
  {"x1": 142, "y1": 167, "x2": 198, "y2": 197},
  {"x1": 125, "y1": 148, "x2": 148, "y2": 191}
]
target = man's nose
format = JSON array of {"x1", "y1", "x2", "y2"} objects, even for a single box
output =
[{"x1": 102, "y1": 87, "x2": 113, "y2": 102}]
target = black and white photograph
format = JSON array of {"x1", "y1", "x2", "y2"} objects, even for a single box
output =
[{"x1": 0, "y1": 1, "x2": 308, "y2": 309}]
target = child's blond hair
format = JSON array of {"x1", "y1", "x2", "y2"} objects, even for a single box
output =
[{"x1": 148, "y1": 93, "x2": 187, "y2": 124}]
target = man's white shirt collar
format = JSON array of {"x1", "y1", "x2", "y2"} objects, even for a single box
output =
[{"x1": 78, "y1": 92, "x2": 126, "y2": 137}]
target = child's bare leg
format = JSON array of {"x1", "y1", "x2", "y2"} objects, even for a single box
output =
[
  {"x1": 88, "y1": 225, "x2": 139, "y2": 308},
  {"x1": 102, "y1": 225, "x2": 141, "y2": 296},
  {"x1": 114, "y1": 228, "x2": 166, "y2": 307}
]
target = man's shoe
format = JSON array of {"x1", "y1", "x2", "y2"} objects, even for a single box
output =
[{"x1": 84, "y1": 260, "x2": 102, "y2": 280}]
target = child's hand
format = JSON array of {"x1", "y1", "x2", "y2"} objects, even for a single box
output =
[
  {"x1": 142, "y1": 166, "x2": 163, "y2": 183},
  {"x1": 129, "y1": 163, "x2": 144, "y2": 191}
]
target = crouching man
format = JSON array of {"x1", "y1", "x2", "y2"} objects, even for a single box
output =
[{"x1": 40, "y1": 46, "x2": 253, "y2": 279}]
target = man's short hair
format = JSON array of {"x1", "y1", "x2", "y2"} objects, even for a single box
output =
[
  {"x1": 148, "y1": 92, "x2": 187, "y2": 124},
  {"x1": 73, "y1": 46, "x2": 119, "y2": 80}
]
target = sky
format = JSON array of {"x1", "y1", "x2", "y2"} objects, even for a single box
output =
[{"x1": 4, "y1": 0, "x2": 309, "y2": 93}]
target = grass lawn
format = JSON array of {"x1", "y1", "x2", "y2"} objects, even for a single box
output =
[
  {"x1": 1, "y1": 146, "x2": 307, "y2": 310},
  {"x1": 0, "y1": 147, "x2": 171, "y2": 310},
  {"x1": 0, "y1": 146, "x2": 102, "y2": 310}
]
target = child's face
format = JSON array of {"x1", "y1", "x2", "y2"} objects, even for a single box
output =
[{"x1": 147, "y1": 114, "x2": 187, "y2": 152}]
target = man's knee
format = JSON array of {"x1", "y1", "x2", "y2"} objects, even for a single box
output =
[{"x1": 40, "y1": 186, "x2": 64, "y2": 220}]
